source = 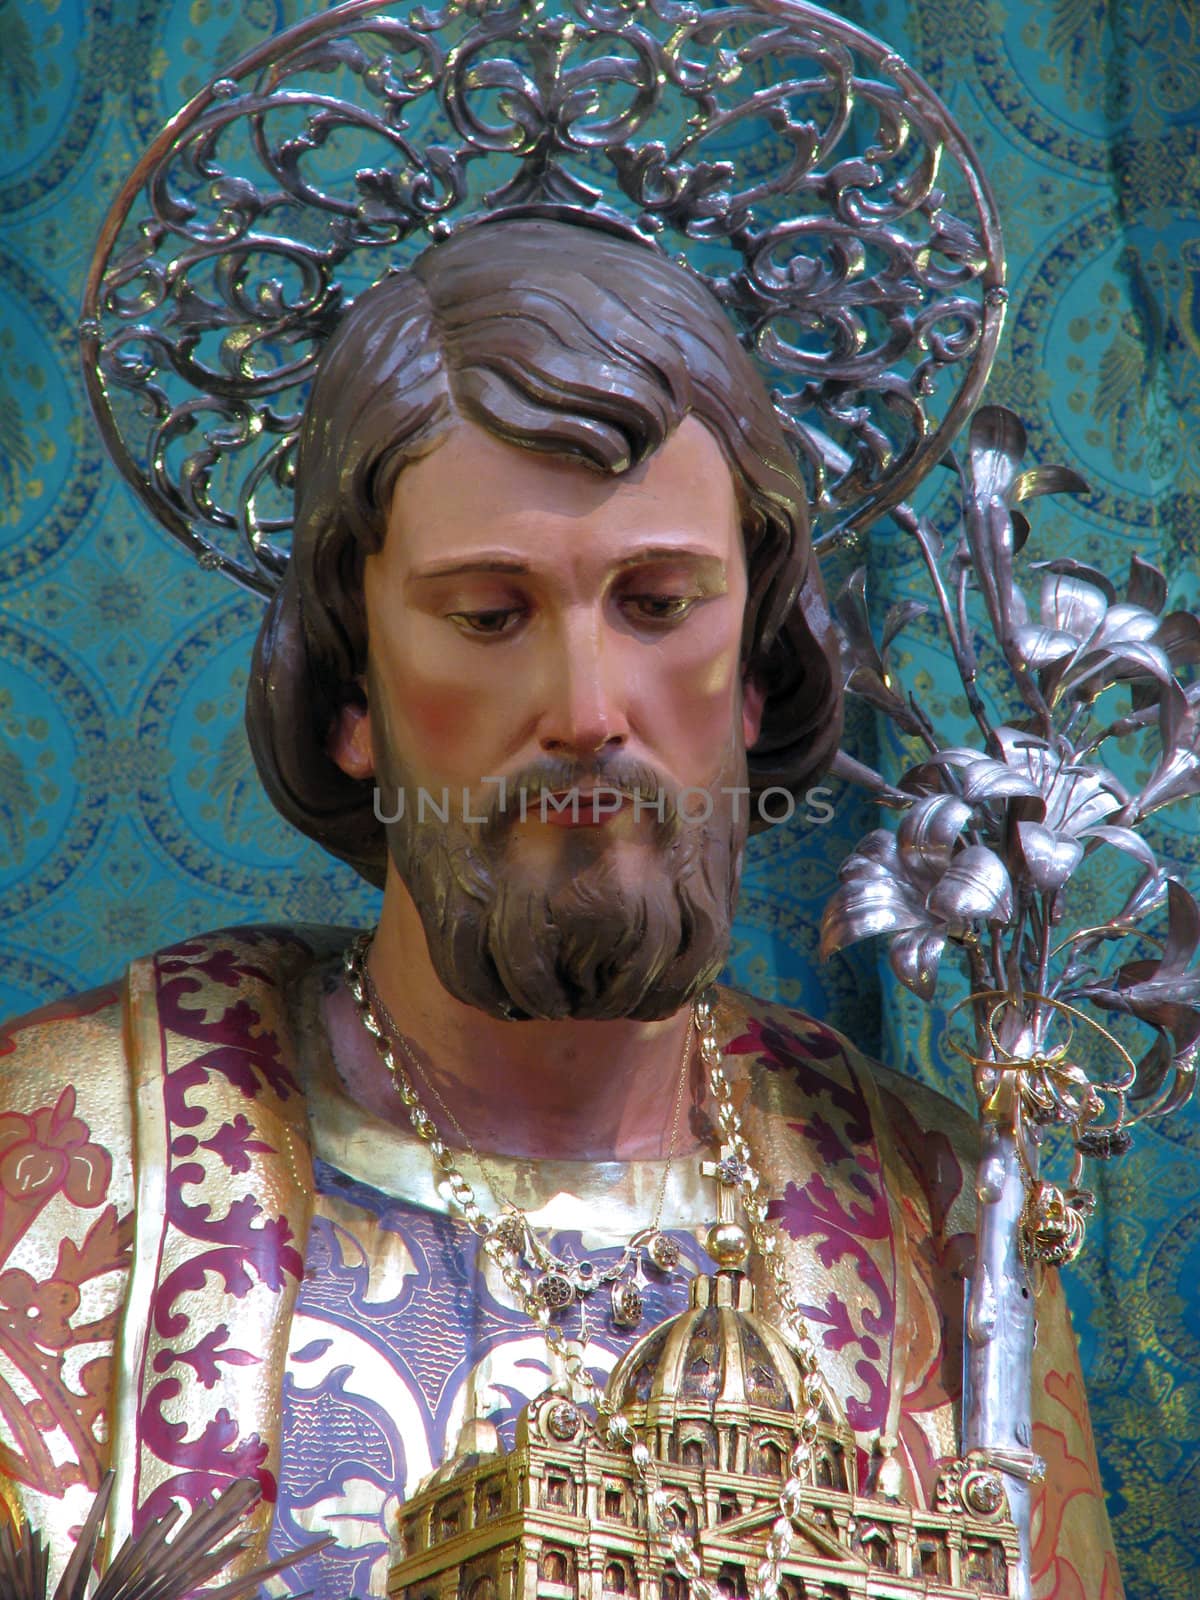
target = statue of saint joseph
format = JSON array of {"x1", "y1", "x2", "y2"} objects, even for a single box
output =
[{"x1": 0, "y1": 220, "x2": 1118, "y2": 1597}]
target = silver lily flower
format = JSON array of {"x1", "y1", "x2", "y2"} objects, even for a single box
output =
[
  {"x1": 1011, "y1": 565, "x2": 1170, "y2": 701},
  {"x1": 821, "y1": 794, "x2": 1013, "y2": 1000},
  {"x1": 933, "y1": 728, "x2": 1126, "y2": 892},
  {"x1": 1011, "y1": 554, "x2": 1200, "y2": 711}
]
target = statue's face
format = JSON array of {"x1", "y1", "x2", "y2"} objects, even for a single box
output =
[{"x1": 334, "y1": 415, "x2": 763, "y2": 1019}]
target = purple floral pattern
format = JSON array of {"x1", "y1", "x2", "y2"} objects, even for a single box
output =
[
  {"x1": 131, "y1": 930, "x2": 318, "y2": 1530},
  {"x1": 731, "y1": 1011, "x2": 898, "y2": 1437}
]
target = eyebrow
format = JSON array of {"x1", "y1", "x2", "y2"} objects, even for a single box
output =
[
  {"x1": 409, "y1": 558, "x2": 531, "y2": 580},
  {"x1": 614, "y1": 546, "x2": 726, "y2": 572},
  {"x1": 407, "y1": 547, "x2": 726, "y2": 581}
]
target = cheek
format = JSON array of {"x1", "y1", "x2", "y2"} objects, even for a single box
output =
[
  {"x1": 686, "y1": 647, "x2": 743, "y2": 702},
  {"x1": 633, "y1": 620, "x2": 744, "y2": 743},
  {"x1": 405, "y1": 678, "x2": 476, "y2": 745},
  {"x1": 376, "y1": 630, "x2": 512, "y2": 775},
  {"x1": 683, "y1": 602, "x2": 745, "y2": 705}
]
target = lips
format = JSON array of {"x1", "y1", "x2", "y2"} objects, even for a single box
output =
[{"x1": 539, "y1": 788, "x2": 632, "y2": 826}]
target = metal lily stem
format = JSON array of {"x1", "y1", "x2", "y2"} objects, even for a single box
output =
[
  {"x1": 949, "y1": 946, "x2": 1039, "y2": 1596},
  {"x1": 963, "y1": 1038, "x2": 1042, "y2": 1600},
  {"x1": 908, "y1": 499, "x2": 997, "y2": 752}
]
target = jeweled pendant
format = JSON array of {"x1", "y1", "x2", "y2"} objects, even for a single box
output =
[
  {"x1": 647, "y1": 1232, "x2": 680, "y2": 1272},
  {"x1": 535, "y1": 1270, "x2": 575, "y2": 1311},
  {"x1": 611, "y1": 1280, "x2": 643, "y2": 1329},
  {"x1": 491, "y1": 1211, "x2": 528, "y2": 1256}
]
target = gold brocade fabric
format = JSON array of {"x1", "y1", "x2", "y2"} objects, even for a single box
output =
[{"x1": 0, "y1": 928, "x2": 1120, "y2": 1598}]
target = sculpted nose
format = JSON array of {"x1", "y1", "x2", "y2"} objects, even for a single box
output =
[{"x1": 537, "y1": 618, "x2": 629, "y2": 758}]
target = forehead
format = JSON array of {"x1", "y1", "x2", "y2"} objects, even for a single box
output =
[{"x1": 383, "y1": 416, "x2": 743, "y2": 573}]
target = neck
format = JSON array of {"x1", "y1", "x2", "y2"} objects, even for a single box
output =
[{"x1": 325, "y1": 868, "x2": 705, "y2": 1162}]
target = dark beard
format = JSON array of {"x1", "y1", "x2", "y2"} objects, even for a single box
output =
[{"x1": 375, "y1": 746, "x2": 749, "y2": 1021}]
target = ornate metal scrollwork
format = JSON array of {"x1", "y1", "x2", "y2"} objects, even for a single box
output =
[{"x1": 81, "y1": 0, "x2": 1005, "y2": 595}]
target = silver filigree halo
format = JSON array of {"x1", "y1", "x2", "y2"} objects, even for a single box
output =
[{"x1": 80, "y1": 0, "x2": 1006, "y2": 597}]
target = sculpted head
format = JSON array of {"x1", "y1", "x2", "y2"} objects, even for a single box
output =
[{"x1": 246, "y1": 218, "x2": 840, "y2": 1020}]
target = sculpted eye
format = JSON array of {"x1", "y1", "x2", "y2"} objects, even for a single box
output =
[
  {"x1": 624, "y1": 594, "x2": 697, "y2": 622},
  {"x1": 448, "y1": 608, "x2": 525, "y2": 637}
]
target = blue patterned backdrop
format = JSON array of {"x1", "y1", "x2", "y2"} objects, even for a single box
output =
[{"x1": 3, "y1": 0, "x2": 1200, "y2": 1593}]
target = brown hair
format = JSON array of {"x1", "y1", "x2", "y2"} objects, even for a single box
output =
[{"x1": 246, "y1": 218, "x2": 841, "y2": 885}]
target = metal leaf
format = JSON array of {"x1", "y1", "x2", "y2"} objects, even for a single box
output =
[
  {"x1": 1081, "y1": 825, "x2": 1159, "y2": 871},
  {"x1": 1152, "y1": 1062, "x2": 1196, "y2": 1126},
  {"x1": 1159, "y1": 878, "x2": 1200, "y2": 978},
  {"x1": 1012, "y1": 623, "x2": 1078, "y2": 667},
  {"x1": 1011, "y1": 508, "x2": 1032, "y2": 552},
  {"x1": 1144, "y1": 1060, "x2": 1197, "y2": 1120},
  {"x1": 1161, "y1": 676, "x2": 1195, "y2": 752},
  {"x1": 1030, "y1": 558, "x2": 1118, "y2": 604},
  {"x1": 1074, "y1": 977, "x2": 1200, "y2": 1056},
  {"x1": 1074, "y1": 884, "x2": 1200, "y2": 1052},
  {"x1": 888, "y1": 926, "x2": 947, "y2": 1000},
  {"x1": 967, "y1": 405, "x2": 1027, "y2": 500},
  {"x1": 820, "y1": 846, "x2": 927, "y2": 957},
  {"x1": 1136, "y1": 682, "x2": 1200, "y2": 816},
  {"x1": 1013, "y1": 820, "x2": 1083, "y2": 892},
  {"x1": 932, "y1": 748, "x2": 1043, "y2": 803},
  {"x1": 1129, "y1": 1031, "x2": 1173, "y2": 1104},
  {"x1": 1154, "y1": 610, "x2": 1200, "y2": 667},
  {"x1": 896, "y1": 794, "x2": 974, "y2": 877},
  {"x1": 1037, "y1": 573, "x2": 1108, "y2": 642},
  {"x1": 1127, "y1": 554, "x2": 1168, "y2": 615},
  {"x1": 1010, "y1": 463, "x2": 1091, "y2": 502},
  {"x1": 926, "y1": 845, "x2": 1014, "y2": 931},
  {"x1": 881, "y1": 597, "x2": 928, "y2": 654}
]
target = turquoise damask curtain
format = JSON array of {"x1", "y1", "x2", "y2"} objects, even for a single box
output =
[{"x1": 1, "y1": 0, "x2": 1197, "y2": 1593}]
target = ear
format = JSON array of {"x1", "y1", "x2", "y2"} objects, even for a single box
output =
[
  {"x1": 327, "y1": 692, "x2": 375, "y2": 781},
  {"x1": 742, "y1": 673, "x2": 766, "y2": 749}
]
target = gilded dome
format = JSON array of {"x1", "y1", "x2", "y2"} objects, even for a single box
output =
[{"x1": 606, "y1": 1272, "x2": 811, "y2": 1420}]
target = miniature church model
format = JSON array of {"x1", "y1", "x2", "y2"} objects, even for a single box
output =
[{"x1": 388, "y1": 1255, "x2": 1019, "y2": 1600}]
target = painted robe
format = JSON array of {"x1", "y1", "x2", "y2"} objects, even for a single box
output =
[{"x1": 0, "y1": 928, "x2": 1119, "y2": 1597}]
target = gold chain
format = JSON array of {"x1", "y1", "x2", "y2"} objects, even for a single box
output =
[
  {"x1": 360, "y1": 951, "x2": 691, "y2": 1246},
  {"x1": 342, "y1": 935, "x2": 825, "y2": 1600}
]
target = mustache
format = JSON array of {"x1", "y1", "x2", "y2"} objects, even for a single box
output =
[{"x1": 478, "y1": 755, "x2": 677, "y2": 839}]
